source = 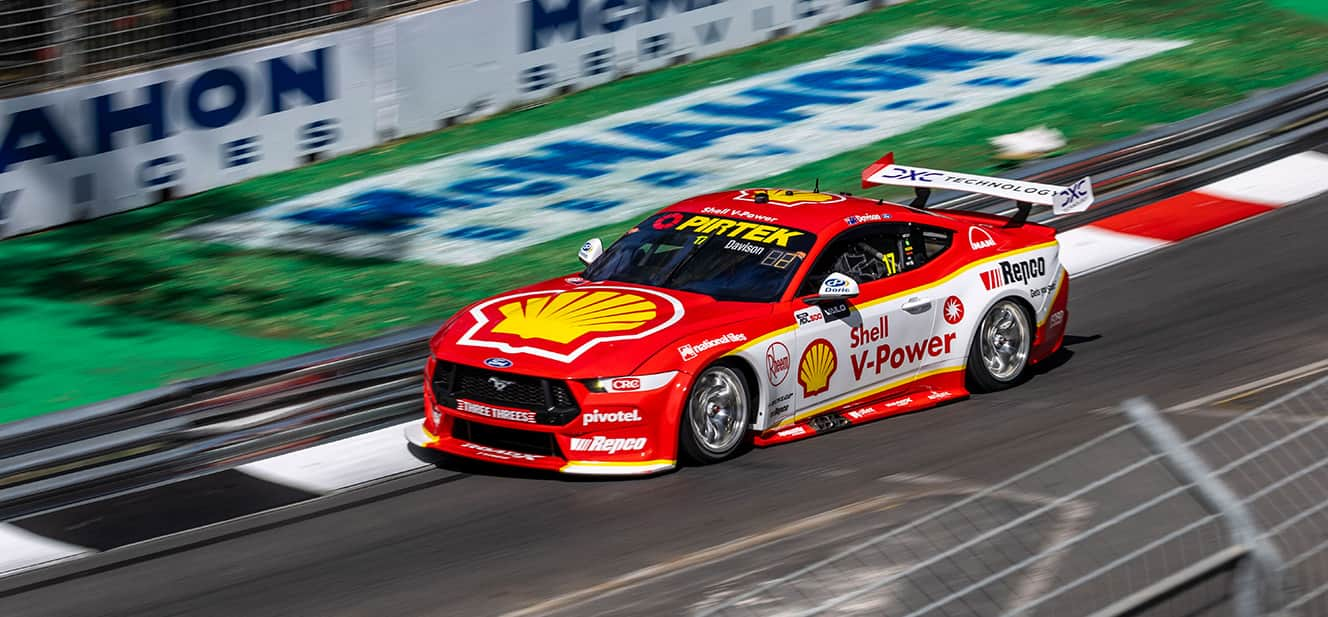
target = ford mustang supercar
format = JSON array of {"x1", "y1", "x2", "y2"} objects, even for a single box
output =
[{"x1": 405, "y1": 154, "x2": 1094, "y2": 475}]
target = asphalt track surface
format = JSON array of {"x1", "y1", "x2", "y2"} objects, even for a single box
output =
[{"x1": 3, "y1": 192, "x2": 1326, "y2": 617}]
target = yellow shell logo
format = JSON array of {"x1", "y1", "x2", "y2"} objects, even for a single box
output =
[
  {"x1": 736, "y1": 189, "x2": 848, "y2": 207},
  {"x1": 490, "y1": 291, "x2": 658, "y2": 344},
  {"x1": 798, "y1": 338, "x2": 838, "y2": 397}
]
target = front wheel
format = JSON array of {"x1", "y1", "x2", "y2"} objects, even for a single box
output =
[
  {"x1": 966, "y1": 299, "x2": 1033, "y2": 392},
  {"x1": 679, "y1": 365, "x2": 751, "y2": 464}
]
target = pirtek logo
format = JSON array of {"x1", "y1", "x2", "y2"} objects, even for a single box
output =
[{"x1": 980, "y1": 257, "x2": 1047, "y2": 290}]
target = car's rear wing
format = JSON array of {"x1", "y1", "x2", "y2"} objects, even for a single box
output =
[{"x1": 860, "y1": 153, "x2": 1094, "y2": 223}]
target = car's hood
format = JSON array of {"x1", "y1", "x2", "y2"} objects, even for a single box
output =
[{"x1": 431, "y1": 275, "x2": 774, "y2": 379}]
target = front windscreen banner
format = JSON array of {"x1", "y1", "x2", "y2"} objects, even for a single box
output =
[{"x1": 584, "y1": 212, "x2": 817, "y2": 303}]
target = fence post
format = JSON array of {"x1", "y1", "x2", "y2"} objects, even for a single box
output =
[
  {"x1": 53, "y1": 0, "x2": 81, "y2": 81},
  {"x1": 365, "y1": 0, "x2": 387, "y2": 19},
  {"x1": 1122, "y1": 397, "x2": 1287, "y2": 617}
]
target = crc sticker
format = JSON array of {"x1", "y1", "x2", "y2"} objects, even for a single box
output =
[{"x1": 609, "y1": 378, "x2": 641, "y2": 391}]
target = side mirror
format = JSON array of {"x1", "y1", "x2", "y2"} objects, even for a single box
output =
[
  {"x1": 578, "y1": 238, "x2": 603, "y2": 265},
  {"x1": 804, "y1": 272, "x2": 859, "y2": 304}
]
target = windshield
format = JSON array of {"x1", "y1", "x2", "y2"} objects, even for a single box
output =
[{"x1": 584, "y1": 212, "x2": 817, "y2": 302}]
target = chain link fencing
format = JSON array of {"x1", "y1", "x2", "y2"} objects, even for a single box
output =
[
  {"x1": 0, "y1": 0, "x2": 451, "y2": 95},
  {"x1": 693, "y1": 374, "x2": 1328, "y2": 617},
  {"x1": 0, "y1": 1, "x2": 64, "y2": 92}
]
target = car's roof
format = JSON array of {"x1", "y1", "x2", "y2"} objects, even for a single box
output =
[{"x1": 660, "y1": 188, "x2": 959, "y2": 234}]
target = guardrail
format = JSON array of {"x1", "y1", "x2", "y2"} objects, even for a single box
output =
[{"x1": 1, "y1": 71, "x2": 1326, "y2": 523}]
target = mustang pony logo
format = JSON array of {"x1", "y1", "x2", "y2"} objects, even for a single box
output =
[
  {"x1": 734, "y1": 188, "x2": 848, "y2": 207},
  {"x1": 458, "y1": 287, "x2": 684, "y2": 362},
  {"x1": 798, "y1": 339, "x2": 838, "y2": 397}
]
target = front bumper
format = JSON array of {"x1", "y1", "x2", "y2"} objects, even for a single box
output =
[
  {"x1": 406, "y1": 420, "x2": 675, "y2": 476},
  {"x1": 409, "y1": 367, "x2": 688, "y2": 477}
]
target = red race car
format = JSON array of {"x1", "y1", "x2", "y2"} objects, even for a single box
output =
[{"x1": 406, "y1": 154, "x2": 1093, "y2": 475}]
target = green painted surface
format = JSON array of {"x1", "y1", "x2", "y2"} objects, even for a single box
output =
[
  {"x1": 0, "y1": 295, "x2": 315, "y2": 422},
  {"x1": 2, "y1": 0, "x2": 1326, "y2": 420},
  {"x1": 1274, "y1": 0, "x2": 1328, "y2": 21}
]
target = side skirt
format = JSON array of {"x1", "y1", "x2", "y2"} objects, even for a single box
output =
[{"x1": 753, "y1": 369, "x2": 970, "y2": 447}]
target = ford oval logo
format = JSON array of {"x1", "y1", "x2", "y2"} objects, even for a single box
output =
[{"x1": 484, "y1": 357, "x2": 513, "y2": 369}]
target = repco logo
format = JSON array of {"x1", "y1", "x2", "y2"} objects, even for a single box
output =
[
  {"x1": 569, "y1": 436, "x2": 647, "y2": 454},
  {"x1": 1000, "y1": 257, "x2": 1046, "y2": 285}
]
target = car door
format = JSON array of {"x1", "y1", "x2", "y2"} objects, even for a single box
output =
[{"x1": 791, "y1": 223, "x2": 940, "y2": 418}]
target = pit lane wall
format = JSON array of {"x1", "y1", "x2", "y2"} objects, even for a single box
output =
[{"x1": 0, "y1": 0, "x2": 888, "y2": 238}]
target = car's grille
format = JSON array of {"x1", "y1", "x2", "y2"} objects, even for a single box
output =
[
  {"x1": 455, "y1": 368, "x2": 546, "y2": 407},
  {"x1": 452, "y1": 418, "x2": 561, "y2": 458},
  {"x1": 432, "y1": 360, "x2": 579, "y2": 425}
]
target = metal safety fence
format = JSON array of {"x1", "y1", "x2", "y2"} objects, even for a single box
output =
[
  {"x1": 696, "y1": 375, "x2": 1328, "y2": 617},
  {"x1": 0, "y1": 0, "x2": 451, "y2": 95}
]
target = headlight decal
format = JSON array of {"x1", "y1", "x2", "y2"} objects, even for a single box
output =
[{"x1": 584, "y1": 371, "x2": 678, "y2": 393}]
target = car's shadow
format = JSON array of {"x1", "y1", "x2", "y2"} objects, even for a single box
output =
[{"x1": 1030, "y1": 333, "x2": 1101, "y2": 376}]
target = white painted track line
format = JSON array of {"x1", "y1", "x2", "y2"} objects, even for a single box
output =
[
  {"x1": 0, "y1": 523, "x2": 91, "y2": 576},
  {"x1": 237, "y1": 420, "x2": 430, "y2": 494},
  {"x1": 1056, "y1": 226, "x2": 1169, "y2": 276},
  {"x1": 1199, "y1": 151, "x2": 1328, "y2": 206}
]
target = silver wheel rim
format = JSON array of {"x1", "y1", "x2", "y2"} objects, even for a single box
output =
[
  {"x1": 980, "y1": 301, "x2": 1031, "y2": 382},
  {"x1": 687, "y1": 367, "x2": 748, "y2": 454}
]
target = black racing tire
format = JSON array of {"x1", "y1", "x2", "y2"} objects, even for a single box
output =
[
  {"x1": 679, "y1": 364, "x2": 752, "y2": 465},
  {"x1": 966, "y1": 298, "x2": 1034, "y2": 392}
]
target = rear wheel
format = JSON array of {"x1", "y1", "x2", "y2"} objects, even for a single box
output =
[
  {"x1": 679, "y1": 365, "x2": 751, "y2": 464},
  {"x1": 966, "y1": 299, "x2": 1033, "y2": 392}
]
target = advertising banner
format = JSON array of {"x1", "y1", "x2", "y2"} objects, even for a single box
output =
[
  {"x1": 387, "y1": 0, "x2": 877, "y2": 137},
  {"x1": 0, "y1": 28, "x2": 377, "y2": 237}
]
